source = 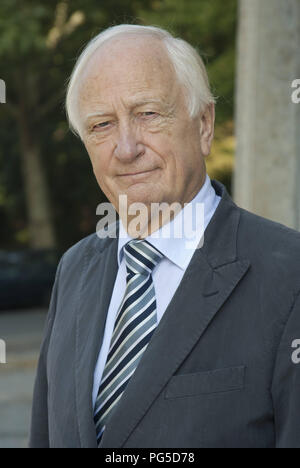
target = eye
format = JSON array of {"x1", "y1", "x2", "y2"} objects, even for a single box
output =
[
  {"x1": 140, "y1": 111, "x2": 158, "y2": 118},
  {"x1": 93, "y1": 121, "x2": 111, "y2": 130}
]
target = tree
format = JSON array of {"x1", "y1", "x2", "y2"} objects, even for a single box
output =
[
  {"x1": 137, "y1": 0, "x2": 238, "y2": 124},
  {"x1": 0, "y1": 0, "x2": 153, "y2": 249},
  {"x1": 0, "y1": 0, "x2": 237, "y2": 250}
]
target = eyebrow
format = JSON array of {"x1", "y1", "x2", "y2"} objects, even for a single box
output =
[
  {"x1": 84, "y1": 98, "x2": 170, "y2": 124},
  {"x1": 85, "y1": 111, "x2": 111, "y2": 121}
]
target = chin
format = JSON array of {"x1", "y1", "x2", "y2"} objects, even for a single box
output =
[{"x1": 125, "y1": 186, "x2": 161, "y2": 207}]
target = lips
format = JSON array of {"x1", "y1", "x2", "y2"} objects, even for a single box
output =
[{"x1": 118, "y1": 168, "x2": 157, "y2": 177}]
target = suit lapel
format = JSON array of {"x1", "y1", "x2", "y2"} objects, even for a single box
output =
[
  {"x1": 100, "y1": 181, "x2": 251, "y2": 448},
  {"x1": 75, "y1": 234, "x2": 119, "y2": 448}
]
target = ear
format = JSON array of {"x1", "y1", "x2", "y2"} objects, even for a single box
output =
[{"x1": 199, "y1": 103, "x2": 215, "y2": 157}]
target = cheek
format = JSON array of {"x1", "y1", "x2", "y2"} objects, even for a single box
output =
[
  {"x1": 85, "y1": 141, "x2": 112, "y2": 176},
  {"x1": 155, "y1": 135, "x2": 200, "y2": 188},
  {"x1": 151, "y1": 133, "x2": 184, "y2": 169},
  {"x1": 146, "y1": 131, "x2": 175, "y2": 162}
]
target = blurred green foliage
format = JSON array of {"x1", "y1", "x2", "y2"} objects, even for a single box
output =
[{"x1": 0, "y1": 0, "x2": 237, "y2": 250}]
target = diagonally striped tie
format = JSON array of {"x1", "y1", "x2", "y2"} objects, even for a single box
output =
[{"x1": 93, "y1": 239, "x2": 164, "y2": 445}]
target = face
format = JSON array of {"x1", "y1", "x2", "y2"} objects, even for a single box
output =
[{"x1": 79, "y1": 35, "x2": 214, "y2": 223}]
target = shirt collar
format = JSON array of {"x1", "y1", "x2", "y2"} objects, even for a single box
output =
[{"x1": 118, "y1": 174, "x2": 218, "y2": 271}]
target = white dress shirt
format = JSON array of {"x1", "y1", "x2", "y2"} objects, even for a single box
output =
[{"x1": 92, "y1": 174, "x2": 221, "y2": 406}]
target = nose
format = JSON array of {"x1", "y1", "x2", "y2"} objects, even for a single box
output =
[{"x1": 113, "y1": 121, "x2": 144, "y2": 162}]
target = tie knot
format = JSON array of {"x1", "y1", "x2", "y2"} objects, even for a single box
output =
[{"x1": 124, "y1": 239, "x2": 163, "y2": 276}]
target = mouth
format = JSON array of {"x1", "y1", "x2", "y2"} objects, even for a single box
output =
[{"x1": 118, "y1": 168, "x2": 159, "y2": 178}]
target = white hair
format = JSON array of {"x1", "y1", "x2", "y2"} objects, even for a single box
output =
[{"x1": 65, "y1": 24, "x2": 216, "y2": 138}]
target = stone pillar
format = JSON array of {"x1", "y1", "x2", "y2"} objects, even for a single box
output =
[{"x1": 234, "y1": 0, "x2": 300, "y2": 230}]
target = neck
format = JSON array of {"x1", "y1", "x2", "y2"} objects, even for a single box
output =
[{"x1": 119, "y1": 172, "x2": 207, "y2": 239}]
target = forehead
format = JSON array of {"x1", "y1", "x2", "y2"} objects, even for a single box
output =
[{"x1": 78, "y1": 35, "x2": 179, "y2": 111}]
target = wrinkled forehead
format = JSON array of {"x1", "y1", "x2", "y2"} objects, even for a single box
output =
[{"x1": 78, "y1": 35, "x2": 180, "y2": 107}]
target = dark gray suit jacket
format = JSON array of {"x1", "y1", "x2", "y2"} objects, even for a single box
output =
[{"x1": 29, "y1": 180, "x2": 300, "y2": 448}]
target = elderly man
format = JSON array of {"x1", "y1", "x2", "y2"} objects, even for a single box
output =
[{"x1": 30, "y1": 24, "x2": 300, "y2": 448}]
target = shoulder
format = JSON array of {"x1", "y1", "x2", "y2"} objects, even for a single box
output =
[
  {"x1": 59, "y1": 221, "x2": 119, "y2": 272},
  {"x1": 238, "y1": 206, "x2": 300, "y2": 254},
  {"x1": 237, "y1": 205, "x2": 300, "y2": 290}
]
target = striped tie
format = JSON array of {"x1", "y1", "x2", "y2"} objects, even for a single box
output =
[{"x1": 94, "y1": 239, "x2": 163, "y2": 445}]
